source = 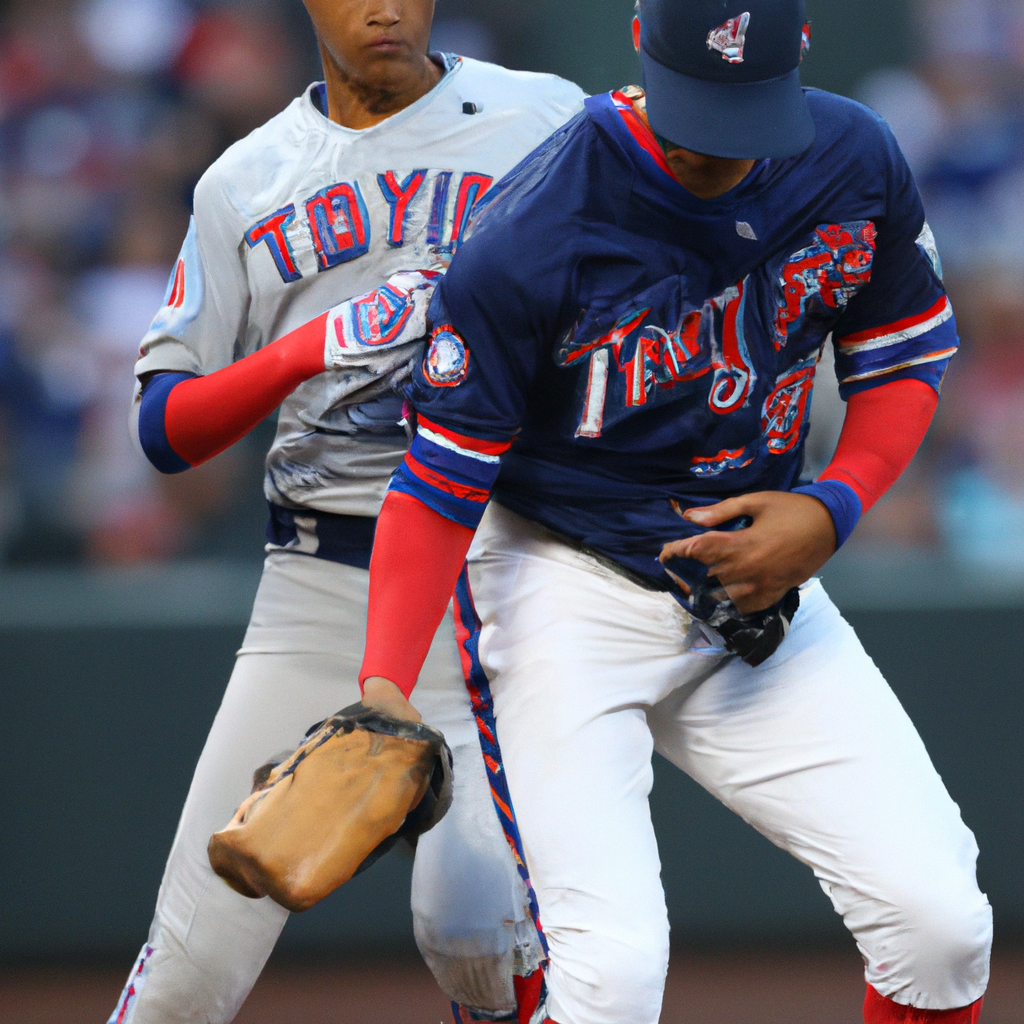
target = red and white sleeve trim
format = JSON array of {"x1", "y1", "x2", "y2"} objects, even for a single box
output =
[
  {"x1": 835, "y1": 296, "x2": 952, "y2": 355},
  {"x1": 416, "y1": 414, "x2": 513, "y2": 460},
  {"x1": 840, "y1": 346, "x2": 959, "y2": 384}
]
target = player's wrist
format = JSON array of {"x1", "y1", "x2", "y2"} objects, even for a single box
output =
[
  {"x1": 361, "y1": 676, "x2": 421, "y2": 722},
  {"x1": 792, "y1": 480, "x2": 861, "y2": 550}
]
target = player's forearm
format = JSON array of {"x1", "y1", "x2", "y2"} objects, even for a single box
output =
[
  {"x1": 795, "y1": 377, "x2": 939, "y2": 546},
  {"x1": 138, "y1": 313, "x2": 328, "y2": 473},
  {"x1": 360, "y1": 491, "x2": 476, "y2": 698},
  {"x1": 360, "y1": 402, "x2": 510, "y2": 696},
  {"x1": 138, "y1": 269, "x2": 441, "y2": 474}
]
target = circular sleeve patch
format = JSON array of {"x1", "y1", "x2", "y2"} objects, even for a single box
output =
[{"x1": 423, "y1": 324, "x2": 470, "y2": 387}]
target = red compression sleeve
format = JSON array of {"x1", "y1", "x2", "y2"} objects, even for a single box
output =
[
  {"x1": 819, "y1": 378, "x2": 938, "y2": 513},
  {"x1": 163, "y1": 312, "x2": 327, "y2": 467},
  {"x1": 360, "y1": 491, "x2": 476, "y2": 698}
]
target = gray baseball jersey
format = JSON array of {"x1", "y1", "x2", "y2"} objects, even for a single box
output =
[{"x1": 133, "y1": 55, "x2": 585, "y2": 516}]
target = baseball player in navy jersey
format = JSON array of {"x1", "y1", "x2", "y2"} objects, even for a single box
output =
[
  {"x1": 106, "y1": 2, "x2": 583, "y2": 1022},
  {"x1": 347, "y1": 2, "x2": 992, "y2": 1023}
]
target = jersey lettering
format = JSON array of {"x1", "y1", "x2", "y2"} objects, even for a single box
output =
[
  {"x1": 427, "y1": 171, "x2": 453, "y2": 249},
  {"x1": 708, "y1": 280, "x2": 755, "y2": 414},
  {"x1": 245, "y1": 205, "x2": 302, "y2": 283},
  {"x1": 451, "y1": 173, "x2": 494, "y2": 250},
  {"x1": 773, "y1": 221, "x2": 875, "y2": 350},
  {"x1": 167, "y1": 259, "x2": 186, "y2": 308},
  {"x1": 377, "y1": 170, "x2": 427, "y2": 247},
  {"x1": 616, "y1": 331, "x2": 664, "y2": 407},
  {"x1": 567, "y1": 245, "x2": 852, "y2": 441},
  {"x1": 570, "y1": 306, "x2": 709, "y2": 433},
  {"x1": 244, "y1": 170, "x2": 494, "y2": 281},
  {"x1": 690, "y1": 446, "x2": 756, "y2": 476},
  {"x1": 644, "y1": 311, "x2": 707, "y2": 387},
  {"x1": 305, "y1": 181, "x2": 372, "y2": 271},
  {"x1": 615, "y1": 310, "x2": 707, "y2": 407},
  {"x1": 150, "y1": 216, "x2": 204, "y2": 337},
  {"x1": 761, "y1": 354, "x2": 818, "y2": 454},
  {"x1": 559, "y1": 308, "x2": 647, "y2": 368},
  {"x1": 576, "y1": 348, "x2": 610, "y2": 438},
  {"x1": 603, "y1": 310, "x2": 653, "y2": 406},
  {"x1": 565, "y1": 309, "x2": 647, "y2": 434},
  {"x1": 426, "y1": 171, "x2": 494, "y2": 252}
]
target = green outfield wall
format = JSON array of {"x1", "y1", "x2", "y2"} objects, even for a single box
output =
[{"x1": 0, "y1": 552, "x2": 1019, "y2": 962}]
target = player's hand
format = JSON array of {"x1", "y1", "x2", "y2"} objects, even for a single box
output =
[
  {"x1": 362, "y1": 676, "x2": 422, "y2": 723},
  {"x1": 659, "y1": 491, "x2": 837, "y2": 615},
  {"x1": 325, "y1": 269, "x2": 442, "y2": 366}
]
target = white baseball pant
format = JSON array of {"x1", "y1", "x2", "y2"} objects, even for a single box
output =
[
  {"x1": 109, "y1": 548, "x2": 542, "y2": 1024},
  {"x1": 464, "y1": 503, "x2": 992, "y2": 1024}
]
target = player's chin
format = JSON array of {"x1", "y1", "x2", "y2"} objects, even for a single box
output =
[
  {"x1": 360, "y1": 41, "x2": 420, "y2": 74},
  {"x1": 358, "y1": 51, "x2": 426, "y2": 101}
]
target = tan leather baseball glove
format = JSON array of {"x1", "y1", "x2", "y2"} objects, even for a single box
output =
[{"x1": 208, "y1": 703, "x2": 453, "y2": 913}]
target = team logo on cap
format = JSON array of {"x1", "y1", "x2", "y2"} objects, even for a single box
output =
[
  {"x1": 424, "y1": 323, "x2": 470, "y2": 387},
  {"x1": 707, "y1": 12, "x2": 750, "y2": 63}
]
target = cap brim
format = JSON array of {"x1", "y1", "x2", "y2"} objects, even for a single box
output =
[{"x1": 641, "y1": 46, "x2": 815, "y2": 160}]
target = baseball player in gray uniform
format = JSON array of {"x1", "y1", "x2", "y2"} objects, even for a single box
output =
[{"x1": 107, "y1": 2, "x2": 584, "y2": 1021}]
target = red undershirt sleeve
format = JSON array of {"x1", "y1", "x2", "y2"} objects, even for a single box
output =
[
  {"x1": 794, "y1": 377, "x2": 939, "y2": 546},
  {"x1": 165, "y1": 313, "x2": 328, "y2": 466},
  {"x1": 820, "y1": 377, "x2": 938, "y2": 510},
  {"x1": 360, "y1": 491, "x2": 476, "y2": 698},
  {"x1": 138, "y1": 313, "x2": 328, "y2": 472}
]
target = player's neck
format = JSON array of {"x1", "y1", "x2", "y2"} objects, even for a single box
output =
[
  {"x1": 629, "y1": 92, "x2": 755, "y2": 200},
  {"x1": 661, "y1": 146, "x2": 756, "y2": 200},
  {"x1": 320, "y1": 46, "x2": 443, "y2": 130}
]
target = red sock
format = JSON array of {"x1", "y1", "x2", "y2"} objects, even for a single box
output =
[
  {"x1": 864, "y1": 985, "x2": 983, "y2": 1023},
  {"x1": 514, "y1": 969, "x2": 546, "y2": 1024}
]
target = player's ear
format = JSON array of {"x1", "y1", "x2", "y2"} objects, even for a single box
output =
[{"x1": 632, "y1": 15, "x2": 641, "y2": 53}]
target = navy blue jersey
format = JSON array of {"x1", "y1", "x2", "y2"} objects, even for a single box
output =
[{"x1": 391, "y1": 88, "x2": 957, "y2": 593}]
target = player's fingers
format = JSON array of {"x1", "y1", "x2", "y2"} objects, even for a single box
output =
[
  {"x1": 722, "y1": 581, "x2": 757, "y2": 605},
  {"x1": 659, "y1": 537, "x2": 697, "y2": 561},
  {"x1": 682, "y1": 494, "x2": 760, "y2": 527},
  {"x1": 673, "y1": 530, "x2": 745, "y2": 567},
  {"x1": 707, "y1": 555, "x2": 751, "y2": 585}
]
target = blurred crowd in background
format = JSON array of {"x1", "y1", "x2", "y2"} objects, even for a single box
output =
[
  {"x1": 0, "y1": 0, "x2": 1021, "y2": 571},
  {"x1": 0, "y1": 0, "x2": 318, "y2": 564}
]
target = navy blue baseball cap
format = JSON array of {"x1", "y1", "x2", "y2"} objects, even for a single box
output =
[{"x1": 637, "y1": 0, "x2": 815, "y2": 160}]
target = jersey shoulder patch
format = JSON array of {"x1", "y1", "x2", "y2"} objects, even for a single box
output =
[{"x1": 148, "y1": 217, "x2": 204, "y2": 339}]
